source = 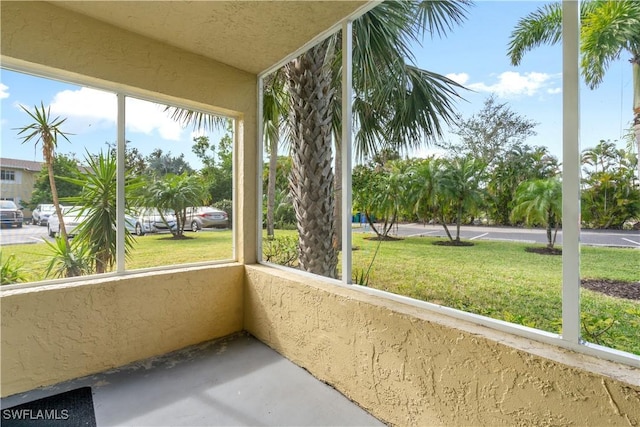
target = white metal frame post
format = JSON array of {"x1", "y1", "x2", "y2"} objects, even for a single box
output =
[
  {"x1": 561, "y1": 0, "x2": 581, "y2": 343},
  {"x1": 116, "y1": 93, "x2": 126, "y2": 272},
  {"x1": 256, "y1": 77, "x2": 264, "y2": 262},
  {"x1": 341, "y1": 20, "x2": 353, "y2": 285}
]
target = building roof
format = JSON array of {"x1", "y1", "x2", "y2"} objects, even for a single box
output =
[{"x1": 0, "y1": 158, "x2": 43, "y2": 172}]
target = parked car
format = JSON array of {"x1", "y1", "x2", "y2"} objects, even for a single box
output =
[
  {"x1": 134, "y1": 208, "x2": 177, "y2": 236},
  {"x1": 124, "y1": 214, "x2": 137, "y2": 234},
  {"x1": 32, "y1": 203, "x2": 59, "y2": 226},
  {"x1": 47, "y1": 206, "x2": 88, "y2": 237},
  {"x1": 0, "y1": 200, "x2": 24, "y2": 228},
  {"x1": 185, "y1": 206, "x2": 229, "y2": 231}
]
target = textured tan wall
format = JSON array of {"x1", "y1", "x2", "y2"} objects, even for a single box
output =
[
  {"x1": 1, "y1": 1, "x2": 258, "y2": 263},
  {"x1": 1, "y1": 265, "x2": 244, "y2": 397},
  {"x1": 244, "y1": 265, "x2": 640, "y2": 426}
]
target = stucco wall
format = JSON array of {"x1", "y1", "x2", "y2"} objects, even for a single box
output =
[
  {"x1": 244, "y1": 265, "x2": 640, "y2": 426},
  {"x1": 1, "y1": 264, "x2": 244, "y2": 397}
]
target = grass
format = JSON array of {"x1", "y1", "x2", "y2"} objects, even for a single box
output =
[
  {"x1": 1, "y1": 230, "x2": 233, "y2": 282},
  {"x1": 2, "y1": 229, "x2": 638, "y2": 354},
  {"x1": 349, "y1": 233, "x2": 639, "y2": 355}
]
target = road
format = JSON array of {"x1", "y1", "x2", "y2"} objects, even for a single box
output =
[
  {"x1": 2, "y1": 222, "x2": 640, "y2": 248},
  {"x1": 0, "y1": 223, "x2": 50, "y2": 246},
  {"x1": 355, "y1": 223, "x2": 640, "y2": 249}
]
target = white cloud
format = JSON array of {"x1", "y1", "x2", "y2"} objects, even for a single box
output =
[
  {"x1": 48, "y1": 87, "x2": 183, "y2": 140},
  {"x1": 0, "y1": 83, "x2": 9, "y2": 99},
  {"x1": 126, "y1": 98, "x2": 183, "y2": 141},
  {"x1": 445, "y1": 73, "x2": 469, "y2": 85},
  {"x1": 466, "y1": 71, "x2": 561, "y2": 98}
]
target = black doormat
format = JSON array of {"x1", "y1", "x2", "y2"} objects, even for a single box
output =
[{"x1": 1, "y1": 387, "x2": 96, "y2": 427}]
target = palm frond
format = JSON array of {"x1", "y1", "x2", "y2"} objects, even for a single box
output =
[
  {"x1": 415, "y1": 0, "x2": 473, "y2": 40},
  {"x1": 507, "y1": 3, "x2": 563, "y2": 66},
  {"x1": 581, "y1": 0, "x2": 640, "y2": 88},
  {"x1": 164, "y1": 106, "x2": 228, "y2": 133}
]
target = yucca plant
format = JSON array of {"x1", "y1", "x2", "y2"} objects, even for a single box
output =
[
  {"x1": 62, "y1": 150, "x2": 142, "y2": 274},
  {"x1": 44, "y1": 237, "x2": 92, "y2": 278}
]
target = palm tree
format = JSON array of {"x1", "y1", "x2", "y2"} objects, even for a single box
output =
[
  {"x1": 410, "y1": 157, "x2": 442, "y2": 225},
  {"x1": 511, "y1": 178, "x2": 563, "y2": 249},
  {"x1": 507, "y1": 0, "x2": 640, "y2": 181},
  {"x1": 61, "y1": 151, "x2": 141, "y2": 274},
  {"x1": 263, "y1": 70, "x2": 290, "y2": 238},
  {"x1": 286, "y1": 41, "x2": 338, "y2": 277},
  {"x1": 172, "y1": 1, "x2": 472, "y2": 277},
  {"x1": 437, "y1": 156, "x2": 486, "y2": 243},
  {"x1": 285, "y1": 1, "x2": 471, "y2": 277},
  {"x1": 16, "y1": 103, "x2": 72, "y2": 245},
  {"x1": 581, "y1": 140, "x2": 617, "y2": 175},
  {"x1": 330, "y1": 1, "x2": 471, "y2": 248},
  {"x1": 142, "y1": 173, "x2": 207, "y2": 238}
]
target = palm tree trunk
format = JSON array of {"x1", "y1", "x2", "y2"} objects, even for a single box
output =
[
  {"x1": 47, "y1": 158, "x2": 69, "y2": 246},
  {"x1": 287, "y1": 42, "x2": 338, "y2": 278},
  {"x1": 267, "y1": 138, "x2": 277, "y2": 237},
  {"x1": 455, "y1": 203, "x2": 462, "y2": 242}
]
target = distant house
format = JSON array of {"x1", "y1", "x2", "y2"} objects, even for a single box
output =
[{"x1": 0, "y1": 158, "x2": 43, "y2": 218}]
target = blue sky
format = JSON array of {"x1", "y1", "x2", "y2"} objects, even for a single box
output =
[
  {"x1": 0, "y1": 1, "x2": 635, "y2": 167},
  {"x1": 411, "y1": 1, "x2": 634, "y2": 160},
  {"x1": 0, "y1": 70, "x2": 217, "y2": 170}
]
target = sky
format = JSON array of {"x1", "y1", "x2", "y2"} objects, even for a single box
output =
[
  {"x1": 410, "y1": 1, "x2": 634, "y2": 160},
  {"x1": 0, "y1": 1, "x2": 635, "y2": 168}
]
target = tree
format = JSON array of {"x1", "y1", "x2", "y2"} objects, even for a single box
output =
[
  {"x1": 262, "y1": 156, "x2": 294, "y2": 229},
  {"x1": 581, "y1": 140, "x2": 640, "y2": 228},
  {"x1": 487, "y1": 145, "x2": 559, "y2": 225},
  {"x1": 145, "y1": 149, "x2": 193, "y2": 178},
  {"x1": 511, "y1": 178, "x2": 563, "y2": 249},
  {"x1": 443, "y1": 95, "x2": 538, "y2": 170},
  {"x1": 285, "y1": 0, "x2": 472, "y2": 277},
  {"x1": 437, "y1": 156, "x2": 486, "y2": 243},
  {"x1": 194, "y1": 133, "x2": 233, "y2": 204},
  {"x1": 105, "y1": 141, "x2": 147, "y2": 177},
  {"x1": 409, "y1": 157, "x2": 442, "y2": 225},
  {"x1": 331, "y1": 1, "x2": 471, "y2": 249},
  {"x1": 507, "y1": 0, "x2": 640, "y2": 181},
  {"x1": 352, "y1": 160, "x2": 412, "y2": 240},
  {"x1": 286, "y1": 41, "x2": 338, "y2": 278},
  {"x1": 29, "y1": 153, "x2": 83, "y2": 208},
  {"x1": 16, "y1": 103, "x2": 72, "y2": 244},
  {"x1": 142, "y1": 173, "x2": 207, "y2": 237},
  {"x1": 172, "y1": 1, "x2": 473, "y2": 277},
  {"x1": 61, "y1": 151, "x2": 141, "y2": 274},
  {"x1": 262, "y1": 70, "x2": 290, "y2": 237}
]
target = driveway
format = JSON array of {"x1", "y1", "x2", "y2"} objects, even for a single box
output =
[{"x1": 0, "y1": 223, "x2": 49, "y2": 246}]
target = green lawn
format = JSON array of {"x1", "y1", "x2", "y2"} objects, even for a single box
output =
[
  {"x1": 349, "y1": 233, "x2": 639, "y2": 355},
  {"x1": 2, "y1": 229, "x2": 638, "y2": 355},
  {"x1": 2, "y1": 230, "x2": 234, "y2": 282}
]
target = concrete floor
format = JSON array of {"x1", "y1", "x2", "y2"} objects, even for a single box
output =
[{"x1": 2, "y1": 333, "x2": 384, "y2": 426}]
